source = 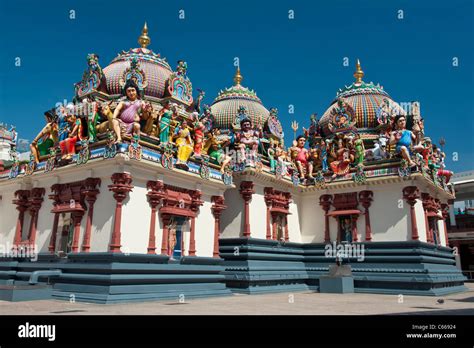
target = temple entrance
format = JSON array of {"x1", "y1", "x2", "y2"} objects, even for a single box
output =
[
  {"x1": 58, "y1": 213, "x2": 74, "y2": 254},
  {"x1": 338, "y1": 215, "x2": 353, "y2": 243},
  {"x1": 168, "y1": 216, "x2": 187, "y2": 258},
  {"x1": 429, "y1": 218, "x2": 440, "y2": 245},
  {"x1": 274, "y1": 214, "x2": 284, "y2": 240}
]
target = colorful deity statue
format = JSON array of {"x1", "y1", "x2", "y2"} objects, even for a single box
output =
[
  {"x1": 96, "y1": 101, "x2": 116, "y2": 135},
  {"x1": 389, "y1": 115, "x2": 422, "y2": 167},
  {"x1": 376, "y1": 98, "x2": 393, "y2": 126},
  {"x1": 235, "y1": 116, "x2": 260, "y2": 165},
  {"x1": 173, "y1": 119, "x2": 194, "y2": 169},
  {"x1": 192, "y1": 89, "x2": 205, "y2": 114},
  {"x1": 158, "y1": 102, "x2": 176, "y2": 145},
  {"x1": 59, "y1": 114, "x2": 84, "y2": 160},
  {"x1": 112, "y1": 80, "x2": 146, "y2": 143},
  {"x1": 204, "y1": 128, "x2": 232, "y2": 173},
  {"x1": 353, "y1": 133, "x2": 365, "y2": 166},
  {"x1": 30, "y1": 110, "x2": 59, "y2": 163},
  {"x1": 141, "y1": 101, "x2": 156, "y2": 135},
  {"x1": 267, "y1": 141, "x2": 277, "y2": 173},
  {"x1": 318, "y1": 139, "x2": 329, "y2": 172},
  {"x1": 167, "y1": 219, "x2": 178, "y2": 258},
  {"x1": 290, "y1": 135, "x2": 314, "y2": 180},
  {"x1": 192, "y1": 112, "x2": 207, "y2": 159},
  {"x1": 430, "y1": 144, "x2": 453, "y2": 183},
  {"x1": 328, "y1": 99, "x2": 357, "y2": 134},
  {"x1": 341, "y1": 217, "x2": 352, "y2": 242},
  {"x1": 176, "y1": 60, "x2": 188, "y2": 77},
  {"x1": 303, "y1": 113, "x2": 321, "y2": 148},
  {"x1": 74, "y1": 53, "x2": 106, "y2": 99},
  {"x1": 330, "y1": 138, "x2": 353, "y2": 179}
]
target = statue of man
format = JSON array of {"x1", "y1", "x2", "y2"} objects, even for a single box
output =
[{"x1": 235, "y1": 117, "x2": 260, "y2": 165}]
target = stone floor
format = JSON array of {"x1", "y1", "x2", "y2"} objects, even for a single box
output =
[{"x1": 1, "y1": 284, "x2": 473, "y2": 315}]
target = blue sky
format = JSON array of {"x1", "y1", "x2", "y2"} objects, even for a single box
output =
[{"x1": 0, "y1": 0, "x2": 472, "y2": 171}]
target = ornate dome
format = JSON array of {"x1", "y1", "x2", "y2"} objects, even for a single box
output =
[
  {"x1": 319, "y1": 60, "x2": 406, "y2": 137},
  {"x1": 211, "y1": 68, "x2": 270, "y2": 129},
  {"x1": 103, "y1": 23, "x2": 173, "y2": 98}
]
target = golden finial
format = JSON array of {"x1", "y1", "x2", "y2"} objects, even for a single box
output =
[
  {"x1": 138, "y1": 22, "x2": 151, "y2": 48},
  {"x1": 353, "y1": 58, "x2": 364, "y2": 84},
  {"x1": 233, "y1": 66, "x2": 243, "y2": 86}
]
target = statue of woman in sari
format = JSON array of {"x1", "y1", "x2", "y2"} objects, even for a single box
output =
[
  {"x1": 173, "y1": 119, "x2": 194, "y2": 169},
  {"x1": 330, "y1": 138, "x2": 353, "y2": 180},
  {"x1": 112, "y1": 80, "x2": 144, "y2": 143},
  {"x1": 158, "y1": 102, "x2": 176, "y2": 145}
]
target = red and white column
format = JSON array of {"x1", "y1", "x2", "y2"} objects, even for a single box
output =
[
  {"x1": 82, "y1": 178, "x2": 101, "y2": 252},
  {"x1": 264, "y1": 188, "x2": 273, "y2": 240},
  {"x1": 319, "y1": 194, "x2": 333, "y2": 243},
  {"x1": 108, "y1": 173, "x2": 133, "y2": 253},
  {"x1": 239, "y1": 181, "x2": 255, "y2": 238},
  {"x1": 146, "y1": 181, "x2": 164, "y2": 254},
  {"x1": 441, "y1": 203, "x2": 450, "y2": 246},
  {"x1": 403, "y1": 186, "x2": 420, "y2": 241},
  {"x1": 13, "y1": 190, "x2": 30, "y2": 246},
  {"x1": 188, "y1": 190, "x2": 203, "y2": 256},
  {"x1": 358, "y1": 190, "x2": 373, "y2": 242},
  {"x1": 26, "y1": 188, "x2": 46, "y2": 248},
  {"x1": 211, "y1": 195, "x2": 227, "y2": 258},
  {"x1": 160, "y1": 213, "x2": 171, "y2": 255}
]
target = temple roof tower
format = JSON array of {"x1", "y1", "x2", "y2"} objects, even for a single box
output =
[
  {"x1": 318, "y1": 60, "x2": 407, "y2": 139},
  {"x1": 102, "y1": 23, "x2": 174, "y2": 98},
  {"x1": 210, "y1": 67, "x2": 270, "y2": 130}
]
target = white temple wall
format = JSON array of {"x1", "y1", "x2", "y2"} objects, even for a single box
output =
[
  {"x1": 414, "y1": 199, "x2": 428, "y2": 243},
  {"x1": 88, "y1": 176, "x2": 115, "y2": 252},
  {"x1": 221, "y1": 187, "x2": 244, "y2": 238},
  {"x1": 249, "y1": 183, "x2": 269, "y2": 240},
  {"x1": 120, "y1": 177, "x2": 149, "y2": 254},
  {"x1": 287, "y1": 194, "x2": 302, "y2": 243},
  {"x1": 34, "y1": 179, "x2": 55, "y2": 253},
  {"x1": 437, "y1": 215, "x2": 447, "y2": 247},
  {"x1": 0, "y1": 186, "x2": 19, "y2": 248},
  {"x1": 194, "y1": 196, "x2": 215, "y2": 257},
  {"x1": 300, "y1": 194, "x2": 325, "y2": 243}
]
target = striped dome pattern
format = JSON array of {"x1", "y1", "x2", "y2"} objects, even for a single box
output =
[
  {"x1": 211, "y1": 85, "x2": 270, "y2": 129},
  {"x1": 103, "y1": 47, "x2": 173, "y2": 98},
  {"x1": 319, "y1": 83, "x2": 406, "y2": 136}
]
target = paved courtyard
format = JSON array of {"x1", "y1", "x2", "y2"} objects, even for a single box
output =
[{"x1": 1, "y1": 284, "x2": 473, "y2": 315}]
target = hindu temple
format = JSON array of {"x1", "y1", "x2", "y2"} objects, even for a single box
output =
[{"x1": 0, "y1": 24, "x2": 465, "y2": 303}]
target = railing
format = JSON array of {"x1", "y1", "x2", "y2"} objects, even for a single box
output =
[{"x1": 462, "y1": 271, "x2": 474, "y2": 282}]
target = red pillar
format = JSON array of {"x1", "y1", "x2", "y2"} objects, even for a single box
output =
[
  {"x1": 160, "y1": 214, "x2": 171, "y2": 255},
  {"x1": 108, "y1": 173, "x2": 133, "y2": 253},
  {"x1": 146, "y1": 181, "x2": 164, "y2": 254},
  {"x1": 351, "y1": 216, "x2": 358, "y2": 242},
  {"x1": 271, "y1": 212, "x2": 277, "y2": 240},
  {"x1": 264, "y1": 188, "x2": 273, "y2": 240},
  {"x1": 211, "y1": 196, "x2": 227, "y2": 258},
  {"x1": 13, "y1": 190, "x2": 30, "y2": 245},
  {"x1": 284, "y1": 215, "x2": 289, "y2": 242},
  {"x1": 358, "y1": 191, "x2": 373, "y2": 242},
  {"x1": 441, "y1": 203, "x2": 450, "y2": 246},
  {"x1": 240, "y1": 181, "x2": 255, "y2": 238},
  {"x1": 189, "y1": 216, "x2": 196, "y2": 256},
  {"x1": 82, "y1": 178, "x2": 101, "y2": 252},
  {"x1": 71, "y1": 212, "x2": 84, "y2": 253},
  {"x1": 48, "y1": 213, "x2": 60, "y2": 253},
  {"x1": 319, "y1": 194, "x2": 333, "y2": 243},
  {"x1": 403, "y1": 186, "x2": 421, "y2": 240},
  {"x1": 421, "y1": 193, "x2": 433, "y2": 243},
  {"x1": 188, "y1": 190, "x2": 203, "y2": 256},
  {"x1": 27, "y1": 188, "x2": 46, "y2": 246}
]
